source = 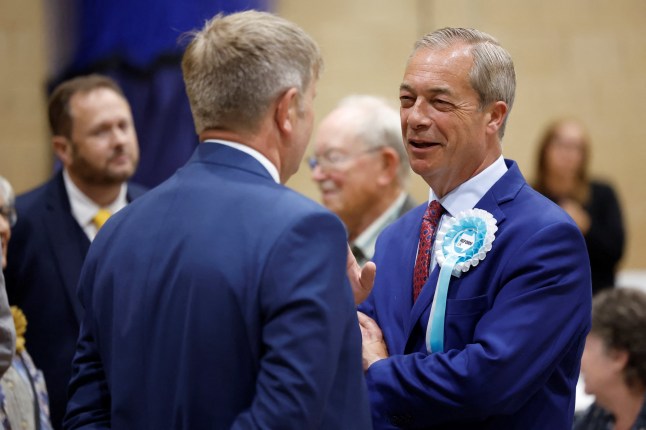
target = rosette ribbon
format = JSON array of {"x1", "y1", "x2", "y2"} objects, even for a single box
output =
[{"x1": 426, "y1": 208, "x2": 497, "y2": 354}]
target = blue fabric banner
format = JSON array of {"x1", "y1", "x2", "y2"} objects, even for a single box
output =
[{"x1": 49, "y1": 0, "x2": 271, "y2": 188}]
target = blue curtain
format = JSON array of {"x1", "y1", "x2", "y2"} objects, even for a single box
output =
[{"x1": 50, "y1": 0, "x2": 271, "y2": 188}]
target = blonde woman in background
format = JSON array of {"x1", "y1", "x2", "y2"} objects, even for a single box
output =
[{"x1": 534, "y1": 118, "x2": 625, "y2": 295}]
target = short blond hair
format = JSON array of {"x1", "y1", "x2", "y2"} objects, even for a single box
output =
[{"x1": 182, "y1": 11, "x2": 323, "y2": 134}]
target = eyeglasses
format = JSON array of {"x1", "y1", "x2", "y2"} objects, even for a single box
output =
[
  {"x1": 308, "y1": 146, "x2": 384, "y2": 171},
  {"x1": 0, "y1": 204, "x2": 17, "y2": 227}
]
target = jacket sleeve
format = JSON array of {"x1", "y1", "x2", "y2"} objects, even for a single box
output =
[
  {"x1": 230, "y1": 211, "x2": 358, "y2": 429},
  {"x1": 365, "y1": 221, "x2": 591, "y2": 426},
  {"x1": 63, "y1": 254, "x2": 110, "y2": 430}
]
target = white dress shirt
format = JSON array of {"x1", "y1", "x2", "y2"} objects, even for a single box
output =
[
  {"x1": 205, "y1": 140, "x2": 280, "y2": 184},
  {"x1": 63, "y1": 170, "x2": 128, "y2": 241}
]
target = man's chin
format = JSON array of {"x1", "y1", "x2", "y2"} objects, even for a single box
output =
[
  {"x1": 322, "y1": 199, "x2": 345, "y2": 216},
  {"x1": 321, "y1": 195, "x2": 337, "y2": 207},
  {"x1": 106, "y1": 166, "x2": 137, "y2": 182},
  {"x1": 88, "y1": 172, "x2": 134, "y2": 187}
]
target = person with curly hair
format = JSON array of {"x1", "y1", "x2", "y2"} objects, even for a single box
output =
[{"x1": 575, "y1": 287, "x2": 646, "y2": 430}]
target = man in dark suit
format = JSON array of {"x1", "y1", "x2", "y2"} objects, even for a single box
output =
[
  {"x1": 4, "y1": 74, "x2": 145, "y2": 429},
  {"x1": 64, "y1": 11, "x2": 372, "y2": 429},
  {"x1": 311, "y1": 95, "x2": 416, "y2": 266},
  {"x1": 357, "y1": 28, "x2": 591, "y2": 428}
]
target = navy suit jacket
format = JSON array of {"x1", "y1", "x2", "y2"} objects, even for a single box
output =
[
  {"x1": 64, "y1": 143, "x2": 372, "y2": 429},
  {"x1": 4, "y1": 171, "x2": 146, "y2": 429},
  {"x1": 359, "y1": 160, "x2": 591, "y2": 429}
]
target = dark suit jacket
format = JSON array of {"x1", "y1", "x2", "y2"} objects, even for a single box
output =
[
  {"x1": 4, "y1": 171, "x2": 146, "y2": 429},
  {"x1": 64, "y1": 143, "x2": 372, "y2": 429},
  {"x1": 359, "y1": 160, "x2": 591, "y2": 429}
]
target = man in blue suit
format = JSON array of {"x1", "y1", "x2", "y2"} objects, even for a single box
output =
[
  {"x1": 64, "y1": 11, "x2": 372, "y2": 429},
  {"x1": 358, "y1": 28, "x2": 591, "y2": 429},
  {"x1": 4, "y1": 75, "x2": 145, "y2": 429}
]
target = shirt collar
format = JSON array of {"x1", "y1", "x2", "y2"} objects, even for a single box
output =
[
  {"x1": 429, "y1": 155, "x2": 507, "y2": 215},
  {"x1": 63, "y1": 169, "x2": 128, "y2": 227},
  {"x1": 352, "y1": 192, "x2": 407, "y2": 260},
  {"x1": 204, "y1": 139, "x2": 280, "y2": 184}
]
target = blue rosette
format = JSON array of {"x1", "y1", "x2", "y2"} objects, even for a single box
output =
[{"x1": 426, "y1": 209, "x2": 497, "y2": 354}]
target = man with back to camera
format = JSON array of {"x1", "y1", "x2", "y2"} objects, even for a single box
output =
[
  {"x1": 64, "y1": 11, "x2": 372, "y2": 429},
  {"x1": 4, "y1": 74, "x2": 145, "y2": 429},
  {"x1": 357, "y1": 28, "x2": 591, "y2": 429},
  {"x1": 311, "y1": 95, "x2": 416, "y2": 266}
]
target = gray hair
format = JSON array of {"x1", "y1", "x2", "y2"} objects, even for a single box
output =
[
  {"x1": 181, "y1": 10, "x2": 323, "y2": 134},
  {"x1": 592, "y1": 288, "x2": 646, "y2": 390},
  {"x1": 0, "y1": 176, "x2": 14, "y2": 206},
  {"x1": 336, "y1": 95, "x2": 409, "y2": 184},
  {"x1": 414, "y1": 27, "x2": 516, "y2": 139}
]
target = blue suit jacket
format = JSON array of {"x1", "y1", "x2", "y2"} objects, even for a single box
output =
[
  {"x1": 64, "y1": 143, "x2": 372, "y2": 429},
  {"x1": 4, "y1": 172, "x2": 146, "y2": 429},
  {"x1": 359, "y1": 160, "x2": 591, "y2": 429}
]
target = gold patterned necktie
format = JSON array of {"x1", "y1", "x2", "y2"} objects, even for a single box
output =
[{"x1": 92, "y1": 208, "x2": 112, "y2": 230}]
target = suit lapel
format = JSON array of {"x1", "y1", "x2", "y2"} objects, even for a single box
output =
[
  {"x1": 44, "y1": 173, "x2": 88, "y2": 323},
  {"x1": 398, "y1": 212, "x2": 424, "y2": 327},
  {"x1": 402, "y1": 160, "x2": 525, "y2": 345},
  {"x1": 405, "y1": 264, "x2": 440, "y2": 340}
]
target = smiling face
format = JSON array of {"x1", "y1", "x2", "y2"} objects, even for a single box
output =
[
  {"x1": 311, "y1": 107, "x2": 385, "y2": 225},
  {"x1": 399, "y1": 45, "x2": 503, "y2": 197}
]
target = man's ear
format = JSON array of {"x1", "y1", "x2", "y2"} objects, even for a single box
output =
[
  {"x1": 274, "y1": 87, "x2": 300, "y2": 137},
  {"x1": 485, "y1": 101, "x2": 508, "y2": 136},
  {"x1": 52, "y1": 136, "x2": 73, "y2": 166},
  {"x1": 609, "y1": 348, "x2": 630, "y2": 372},
  {"x1": 376, "y1": 147, "x2": 399, "y2": 186}
]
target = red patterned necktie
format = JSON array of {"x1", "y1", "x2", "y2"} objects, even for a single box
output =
[{"x1": 413, "y1": 200, "x2": 444, "y2": 301}]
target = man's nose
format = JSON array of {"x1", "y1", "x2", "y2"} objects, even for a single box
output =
[
  {"x1": 407, "y1": 100, "x2": 433, "y2": 129},
  {"x1": 311, "y1": 162, "x2": 327, "y2": 182}
]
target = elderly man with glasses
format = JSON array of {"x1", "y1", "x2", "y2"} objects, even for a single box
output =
[{"x1": 311, "y1": 95, "x2": 416, "y2": 266}]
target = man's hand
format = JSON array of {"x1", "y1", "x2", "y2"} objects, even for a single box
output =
[
  {"x1": 347, "y1": 244, "x2": 376, "y2": 305},
  {"x1": 357, "y1": 311, "x2": 388, "y2": 370}
]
